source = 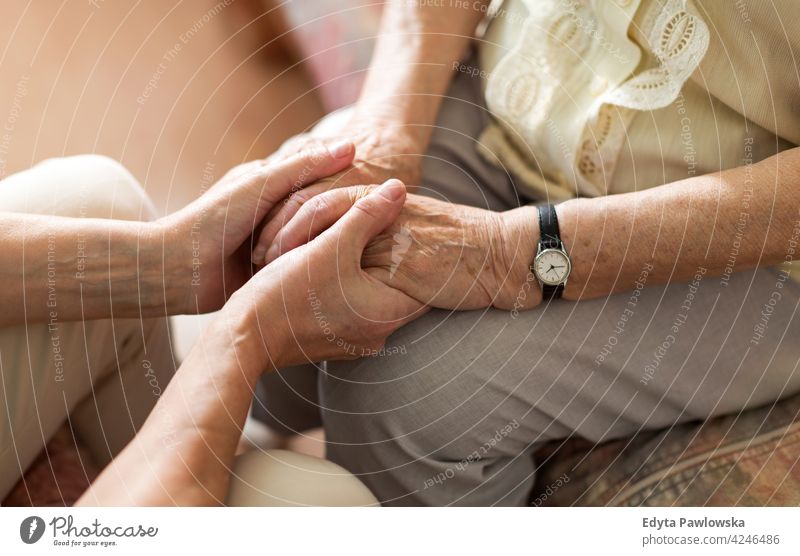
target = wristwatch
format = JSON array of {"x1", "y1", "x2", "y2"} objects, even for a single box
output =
[{"x1": 532, "y1": 204, "x2": 571, "y2": 300}]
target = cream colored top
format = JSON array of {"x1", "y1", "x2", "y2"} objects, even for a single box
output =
[
  {"x1": 478, "y1": 0, "x2": 799, "y2": 275},
  {"x1": 479, "y1": 0, "x2": 799, "y2": 197}
]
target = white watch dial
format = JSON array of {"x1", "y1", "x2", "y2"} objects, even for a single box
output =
[{"x1": 534, "y1": 248, "x2": 571, "y2": 286}]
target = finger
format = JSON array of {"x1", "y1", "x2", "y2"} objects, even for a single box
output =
[
  {"x1": 237, "y1": 140, "x2": 355, "y2": 224},
  {"x1": 264, "y1": 186, "x2": 374, "y2": 265},
  {"x1": 263, "y1": 140, "x2": 354, "y2": 201},
  {"x1": 251, "y1": 181, "x2": 330, "y2": 265},
  {"x1": 321, "y1": 179, "x2": 407, "y2": 257},
  {"x1": 364, "y1": 267, "x2": 431, "y2": 329}
]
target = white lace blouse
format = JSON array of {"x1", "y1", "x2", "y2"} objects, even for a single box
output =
[{"x1": 478, "y1": 0, "x2": 799, "y2": 201}]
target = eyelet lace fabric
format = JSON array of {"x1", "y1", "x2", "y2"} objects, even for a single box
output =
[{"x1": 479, "y1": 0, "x2": 710, "y2": 199}]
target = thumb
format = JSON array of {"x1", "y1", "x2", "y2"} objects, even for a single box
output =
[
  {"x1": 322, "y1": 179, "x2": 406, "y2": 254},
  {"x1": 230, "y1": 140, "x2": 355, "y2": 221}
]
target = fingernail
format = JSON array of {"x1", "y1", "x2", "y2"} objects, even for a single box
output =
[
  {"x1": 251, "y1": 245, "x2": 266, "y2": 265},
  {"x1": 328, "y1": 140, "x2": 354, "y2": 159},
  {"x1": 377, "y1": 179, "x2": 405, "y2": 201},
  {"x1": 265, "y1": 243, "x2": 280, "y2": 263}
]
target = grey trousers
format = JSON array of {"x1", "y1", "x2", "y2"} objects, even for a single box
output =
[{"x1": 255, "y1": 67, "x2": 800, "y2": 506}]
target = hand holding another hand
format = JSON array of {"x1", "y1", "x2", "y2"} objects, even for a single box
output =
[
  {"x1": 158, "y1": 141, "x2": 356, "y2": 314},
  {"x1": 262, "y1": 186, "x2": 542, "y2": 312},
  {"x1": 250, "y1": 113, "x2": 424, "y2": 265},
  {"x1": 224, "y1": 180, "x2": 427, "y2": 369}
]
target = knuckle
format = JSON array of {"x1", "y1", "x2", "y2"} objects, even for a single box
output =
[
  {"x1": 286, "y1": 190, "x2": 313, "y2": 210},
  {"x1": 353, "y1": 195, "x2": 381, "y2": 220},
  {"x1": 299, "y1": 144, "x2": 329, "y2": 165},
  {"x1": 309, "y1": 193, "x2": 331, "y2": 216},
  {"x1": 351, "y1": 185, "x2": 375, "y2": 202}
]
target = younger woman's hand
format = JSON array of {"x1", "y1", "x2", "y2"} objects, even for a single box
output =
[
  {"x1": 157, "y1": 141, "x2": 355, "y2": 314},
  {"x1": 226, "y1": 180, "x2": 427, "y2": 368}
]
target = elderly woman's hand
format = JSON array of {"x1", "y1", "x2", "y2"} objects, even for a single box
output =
[
  {"x1": 225, "y1": 180, "x2": 426, "y2": 368},
  {"x1": 262, "y1": 186, "x2": 543, "y2": 312},
  {"x1": 157, "y1": 142, "x2": 356, "y2": 314},
  {"x1": 249, "y1": 113, "x2": 423, "y2": 266}
]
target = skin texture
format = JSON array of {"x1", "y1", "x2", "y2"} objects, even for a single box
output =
[
  {"x1": 78, "y1": 181, "x2": 421, "y2": 506},
  {"x1": 265, "y1": 187, "x2": 542, "y2": 311},
  {"x1": 0, "y1": 142, "x2": 356, "y2": 325},
  {"x1": 251, "y1": 124, "x2": 422, "y2": 265},
  {"x1": 0, "y1": 141, "x2": 424, "y2": 505},
  {"x1": 250, "y1": 0, "x2": 491, "y2": 265},
  {"x1": 262, "y1": 145, "x2": 800, "y2": 312},
  {"x1": 258, "y1": 0, "x2": 800, "y2": 313},
  {"x1": 16, "y1": 0, "x2": 800, "y2": 507},
  {"x1": 557, "y1": 147, "x2": 800, "y2": 300}
]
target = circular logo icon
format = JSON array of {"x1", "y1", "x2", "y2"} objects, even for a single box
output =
[{"x1": 20, "y1": 516, "x2": 45, "y2": 544}]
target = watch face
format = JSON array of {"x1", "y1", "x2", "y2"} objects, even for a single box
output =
[{"x1": 534, "y1": 248, "x2": 571, "y2": 286}]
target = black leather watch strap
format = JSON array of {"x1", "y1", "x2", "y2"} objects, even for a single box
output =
[
  {"x1": 537, "y1": 204, "x2": 564, "y2": 300},
  {"x1": 542, "y1": 282, "x2": 564, "y2": 300},
  {"x1": 538, "y1": 204, "x2": 561, "y2": 249}
]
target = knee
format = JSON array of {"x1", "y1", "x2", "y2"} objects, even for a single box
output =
[
  {"x1": 321, "y1": 341, "x2": 462, "y2": 457},
  {"x1": 321, "y1": 329, "x2": 509, "y2": 467},
  {"x1": 0, "y1": 154, "x2": 157, "y2": 221},
  {"x1": 227, "y1": 450, "x2": 378, "y2": 506},
  {"x1": 321, "y1": 348, "x2": 536, "y2": 505},
  {"x1": 59, "y1": 154, "x2": 157, "y2": 222},
  {"x1": 319, "y1": 310, "x2": 546, "y2": 504}
]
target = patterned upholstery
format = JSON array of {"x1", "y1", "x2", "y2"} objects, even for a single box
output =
[
  {"x1": 2, "y1": 425, "x2": 99, "y2": 507},
  {"x1": 532, "y1": 393, "x2": 800, "y2": 506}
]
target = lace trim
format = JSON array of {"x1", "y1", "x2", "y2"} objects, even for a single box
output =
[
  {"x1": 604, "y1": 0, "x2": 710, "y2": 111},
  {"x1": 573, "y1": 0, "x2": 709, "y2": 193},
  {"x1": 575, "y1": 104, "x2": 637, "y2": 195},
  {"x1": 481, "y1": 0, "x2": 710, "y2": 197}
]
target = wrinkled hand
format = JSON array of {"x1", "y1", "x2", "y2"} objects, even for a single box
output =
[
  {"x1": 227, "y1": 180, "x2": 427, "y2": 368},
  {"x1": 250, "y1": 115, "x2": 423, "y2": 265},
  {"x1": 262, "y1": 186, "x2": 542, "y2": 311},
  {"x1": 157, "y1": 141, "x2": 355, "y2": 314}
]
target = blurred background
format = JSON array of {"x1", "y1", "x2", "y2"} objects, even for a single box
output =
[
  {"x1": 0, "y1": 0, "x2": 383, "y2": 363},
  {"x1": 0, "y1": 2, "x2": 383, "y2": 505},
  {"x1": 0, "y1": 0, "x2": 381, "y2": 214}
]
